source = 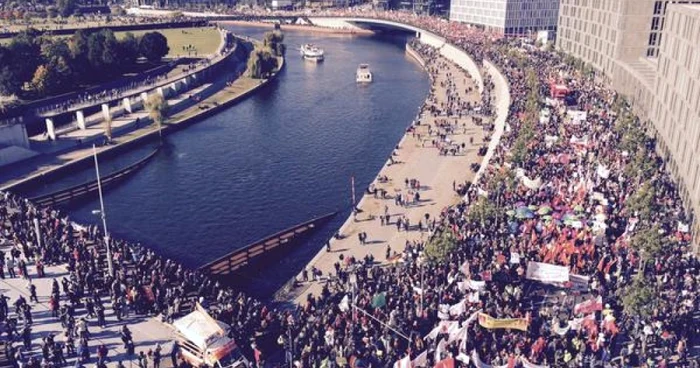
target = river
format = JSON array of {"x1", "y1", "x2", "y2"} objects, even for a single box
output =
[{"x1": 27, "y1": 26, "x2": 430, "y2": 297}]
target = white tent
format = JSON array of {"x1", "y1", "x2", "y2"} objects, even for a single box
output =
[{"x1": 173, "y1": 304, "x2": 229, "y2": 351}]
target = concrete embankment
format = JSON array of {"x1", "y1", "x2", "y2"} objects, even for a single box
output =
[{"x1": 1, "y1": 38, "x2": 286, "y2": 194}]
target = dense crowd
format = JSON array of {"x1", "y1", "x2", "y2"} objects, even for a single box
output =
[{"x1": 1, "y1": 7, "x2": 698, "y2": 368}]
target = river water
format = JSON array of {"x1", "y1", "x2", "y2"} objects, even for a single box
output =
[{"x1": 29, "y1": 26, "x2": 430, "y2": 297}]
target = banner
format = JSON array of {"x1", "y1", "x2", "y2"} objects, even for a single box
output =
[
  {"x1": 521, "y1": 357, "x2": 549, "y2": 368},
  {"x1": 393, "y1": 355, "x2": 410, "y2": 368},
  {"x1": 338, "y1": 295, "x2": 350, "y2": 312},
  {"x1": 412, "y1": 351, "x2": 428, "y2": 368},
  {"x1": 468, "y1": 280, "x2": 486, "y2": 291},
  {"x1": 437, "y1": 305, "x2": 450, "y2": 320},
  {"x1": 425, "y1": 321, "x2": 458, "y2": 340},
  {"x1": 434, "y1": 339, "x2": 447, "y2": 363},
  {"x1": 477, "y1": 313, "x2": 529, "y2": 332},
  {"x1": 526, "y1": 261, "x2": 569, "y2": 284},
  {"x1": 448, "y1": 300, "x2": 465, "y2": 316},
  {"x1": 471, "y1": 351, "x2": 508, "y2": 368},
  {"x1": 574, "y1": 296, "x2": 603, "y2": 315},
  {"x1": 568, "y1": 274, "x2": 590, "y2": 292}
]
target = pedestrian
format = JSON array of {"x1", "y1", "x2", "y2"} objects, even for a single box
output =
[{"x1": 28, "y1": 281, "x2": 39, "y2": 303}]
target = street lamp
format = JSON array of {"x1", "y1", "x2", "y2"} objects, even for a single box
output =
[{"x1": 92, "y1": 145, "x2": 114, "y2": 276}]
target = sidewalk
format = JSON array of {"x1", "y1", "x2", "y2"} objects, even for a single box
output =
[{"x1": 279, "y1": 51, "x2": 491, "y2": 304}]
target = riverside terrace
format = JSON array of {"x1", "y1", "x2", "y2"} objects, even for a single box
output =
[{"x1": 0, "y1": 12, "x2": 698, "y2": 368}]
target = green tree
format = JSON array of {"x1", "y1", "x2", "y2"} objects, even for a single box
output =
[
  {"x1": 619, "y1": 277, "x2": 657, "y2": 320},
  {"x1": 100, "y1": 29, "x2": 120, "y2": 72},
  {"x1": 8, "y1": 30, "x2": 41, "y2": 90},
  {"x1": 0, "y1": 46, "x2": 21, "y2": 95},
  {"x1": 467, "y1": 196, "x2": 499, "y2": 227},
  {"x1": 145, "y1": 93, "x2": 169, "y2": 139},
  {"x1": 46, "y1": 6, "x2": 58, "y2": 18},
  {"x1": 630, "y1": 225, "x2": 668, "y2": 266},
  {"x1": 139, "y1": 32, "x2": 169, "y2": 63},
  {"x1": 424, "y1": 230, "x2": 458, "y2": 262},
  {"x1": 247, "y1": 45, "x2": 277, "y2": 79},
  {"x1": 117, "y1": 32, "x2": 140, "y2": 67},
  {"x1": 87, "y1": 31, "x2": 106, "y2": 70},
  {"x1": 263, "y1": 31, "x2": 285, "y2": 56},
  {"x1": 625, "y1": 182, "x2": 657, "y2": 221}
]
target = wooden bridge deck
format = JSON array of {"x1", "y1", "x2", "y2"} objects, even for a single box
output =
[{"x1": 199, "y1": 211, "x2": 337, "y2": 276}]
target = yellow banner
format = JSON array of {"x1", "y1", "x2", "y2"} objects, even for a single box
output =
[{"x1": 477, "y1": 313, "x2": 529, "y2": 332}]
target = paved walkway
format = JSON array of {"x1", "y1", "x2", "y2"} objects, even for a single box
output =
[
  {"x1": 0, "y1": 245, "x2": 177, "y2": 367},
  {"x1": 280, "y1": 51, "x2": 491, "y2": 304}
]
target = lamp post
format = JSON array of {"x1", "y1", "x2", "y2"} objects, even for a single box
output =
[{"x1": 92, "y1": 145, "x2": 114, "y2": 276}]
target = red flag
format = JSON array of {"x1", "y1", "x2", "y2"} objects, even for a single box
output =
[{"x1": 434, "y1": 357, "x2": 454, "y2": 368}]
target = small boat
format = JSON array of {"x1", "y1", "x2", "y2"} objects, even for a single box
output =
[
  {"x1": 356, "y1": 64, "x2": 372, "y2": 83},
  {"x1": 300, "y1": 44, "x2": 324, "y2": 62}
]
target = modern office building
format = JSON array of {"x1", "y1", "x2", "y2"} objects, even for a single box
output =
[
  {"x1": 557, "y1": 0, "x2": 700, "y2": 242},
  {"x1": 449, "y1": 0, "x2": 560, "y2": 35}
]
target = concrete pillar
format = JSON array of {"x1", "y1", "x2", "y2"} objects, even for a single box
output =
[
  {"x1": 170, "y1": 82, "x2": 178, "y2": 94},
  {"x1": 140, "y1": 92, "x2": 149, "y2": 107},
  {"x1": 101, "y1": 104, "x2": 111, "y2": 122},
  {"x1": 181, "y1": 77, "x2": 189, "y2": 88},
  {"x1": 157, "y1": 87, "x2": 165, "y2": 98},
  {"x1": 76, "y1": 110, "x2": 86, "y2": 130},
  {"x1": 45, "y1": 118, "x2": 56, "y2": 141},
  {"x1": 123, "y1": 97, "x2": 132, "y2": 113}
]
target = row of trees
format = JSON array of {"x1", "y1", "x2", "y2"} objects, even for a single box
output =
[
  {"x1": 246, "y1": 31, "x2": 284, "y2": 79},
  {"x1": 0, "y1": 28, "x2": 169, "y2": 98}
]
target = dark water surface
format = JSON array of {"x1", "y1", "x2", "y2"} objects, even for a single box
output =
[{"x1": 31, "y1": 26, "x2": 430, "y2": 297}]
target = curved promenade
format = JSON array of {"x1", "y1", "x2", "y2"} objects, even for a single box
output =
[{"x1": 277, "y1": 33, "x2": 510, "y2": 304}]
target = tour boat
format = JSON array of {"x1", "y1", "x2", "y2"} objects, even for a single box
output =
[
  {"x1": 300, "y1": 44, "x2": 324, "y2": 62},
  {"x1": 356, "y1": 64, "x2": 373, "y2": 83}
]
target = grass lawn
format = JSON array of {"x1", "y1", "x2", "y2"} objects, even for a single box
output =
[
  {"x1": 117, "y1": 27, "x2": 221, "y2": 58},
  {"x1": 1, "y1": 27, "x2": 221, "y2": 57}
]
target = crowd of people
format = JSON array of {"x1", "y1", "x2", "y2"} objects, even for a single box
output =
[{"x1": 0, "y1": 7, "x2": 698, "y2": 368}]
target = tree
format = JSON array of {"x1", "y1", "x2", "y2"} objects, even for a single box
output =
[
  {"x1": 139, "y1": 32, "x2": 169, "y2": 63},
  {"x1": 467, "y1": 196, "x2": 500, "y2": 227},
  {"x1": 630, "y1": 225, "x2": 668, "y2": 266},
  {"x1": 263, "y1": 31, "x2": 285, "y2": 56},
  {"x1": 619, "y1": 277, "x2": 657, "y2": 321},
  {"x1": 30, "y1": 64, "x2": 53, "y2": 95},
  {"x1": 56, "y1": 0, "x2": 77, "y2": 17},
  {"x1": 625, "y1": 182, "x2": 657, "y2": 221},
  {"x1": 117, "y1": 32, "x2": 140, "y2": 67},
  {"x1": 145, "y1": 93, "x2": 169, "y2": 139},
  {"x1": 8, "y1": 30, "x2": 41, "y2": 89},
  {"x1": 87, "y1": 31, "x2": 106, "y2": 71},
  {"x1": 100, "y1": 30, "x2": 120, "y2": 73},
  {"x1": 424, "y1": 229, "x2": 458, "y2": 262},
  {"x1": 247, "y1": 46, "x2": 277, "y2": 79},
  {"x1": 0, "y1": 46, "x2": 21, "y2": 96}
]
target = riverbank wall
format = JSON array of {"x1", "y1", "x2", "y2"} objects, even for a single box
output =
[
  {"x1": 404, "y1": 43, "x2": 427, "y2": 70},
  {"x1": 1, "y1": 37, "x2": 286, "y2": 194}
]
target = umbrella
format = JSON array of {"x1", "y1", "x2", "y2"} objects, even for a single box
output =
[
  {"x1": 542, "y1": 215, "x2": 553, "y2": 221},
  {"x1": 537, "y1": 206, "x2": 553, "y2": 215},
  {"x1": 574, "y1": 204, "x2": 585, "y2": 212},
  {"x1": 372, "y1": 292, "x2": 387, "y2": 308},
  {"x1": 506, "y1": 210, "x2": 516, "y2": 217},
  {"x1": 515, "y1": 206, "x2": 535, "y2": 219},
  {"x1": 528, "y1": 204, "x2": 538, "y2": 211}
]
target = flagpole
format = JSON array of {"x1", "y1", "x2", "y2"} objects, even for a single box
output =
[{"x1": 93, "y1": 145, "x2": 114, "y2": 276}]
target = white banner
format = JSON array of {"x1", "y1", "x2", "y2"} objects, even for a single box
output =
[
  {"x1": 526, "y1": 261, "x2": 570, "y2": 283},
  {"x1": 568, "y1": 274, "x2": 590, "y2": 291},
  {"x1": 596, "y1": 164, "x2": 610, "y2": 179},
  {"x1": 425, "y1": 321, "x2": 458, "y2": 340},
  {"x1": 521, "y1": 357, "x2": 549, "y2": 368},
  {"x1": 467, "y1": 280, "x2": 486, "y2": 291},
  {"x1": 449, "y1": 299, "x2": 466, "y2": 316},
  {"x1": 412, "y1": 351, "x2": 428, "y2": 368},
  {"x1": 393, "y1": 355, "x2": 410, "y2": 368},
  {"x1": 471, "y1": 351, "x2": 508, "y2": 368}
]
